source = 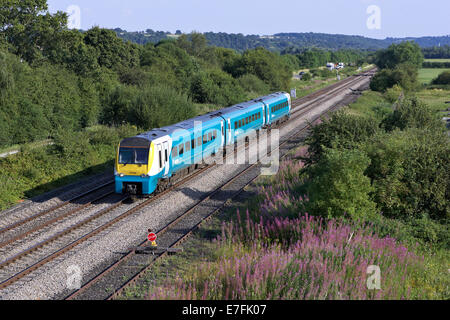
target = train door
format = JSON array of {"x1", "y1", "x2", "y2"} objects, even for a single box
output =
[
  {"x1": 220, "y1": 120, "x2": 225, "y2": 147},
  {"x1": 163, "y1": 141, "x2": 170, "y2": 176},
  {"x1": 262, "y1": 105, "x2": 266, "y2": 126},
  {"x1": 156, "y1": 144, "x2": 163, "y2": 174},
  {"x1": 227, "y1": 119, "x2": 231, "y2": 146}
]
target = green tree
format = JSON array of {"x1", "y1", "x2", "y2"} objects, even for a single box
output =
[
  {"x1": 0, "y1": 0, "x2": 68, "y2": 63},
  {"x1": 370, "y1": 63, "x2": 419, "y2": 92},
  {"x1": 375, "y1": 41, "x2": 423, "y2": 70},
  {"x1": 83, "y1": 27, "x2": 140, "y2": 70},
  {"x1": 233, "y1": 47, "x2": 291, "y2": 91}
]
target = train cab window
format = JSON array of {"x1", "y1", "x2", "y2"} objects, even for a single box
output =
[
  {"x1": 172, "y1": 147, "x2": 178, "y2": 157},
  {"x1": 185, "y1": 141, "x2": 190, "y2": 152}
]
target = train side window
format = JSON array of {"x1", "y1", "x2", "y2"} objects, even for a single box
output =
[
  {"x1": 165, "y1": 149, "x2": 168, "y2": 162},
  {"x1": 208, "y1": 132, "x2": 212, "y2": 141},
  {"x1": 172, "y1": 146, "x2": 178, "y2": 157},
  {"x1": 214, "y1": 130, "x2": 217, "y2": 139},
  {"x1": 203, "y1": 134, "x2": 207, "y2": 144},
  {"x1": 179, "y1": 145, "x2": 184, "y2": 156},
  {"x1": 234, "y1": 121, "x2": 237, "y2": 129},
  {"x1": 185, "y1": 141, "x2": 190, "y2": 152},
  {"x1": 159, "y1": 150, "x2": 162, "y2": 168},
  {"x1": 252, "y1": 114, "x2": 255, "y2": 122},
  {"x1": 192, "y1": 139, "x2": 195, "y2": 149},
  {"x1": 197, "y1": 137, "x2": 202, "y2": 146},
  {"x1": 246, "y1": 117, "x2": 249, "y2": 125}
]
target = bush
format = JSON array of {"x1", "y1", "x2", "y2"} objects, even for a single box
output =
[
  {"x1": 431, "y1": 70, "x2": 450, "y2": 85},
  {"x1": 306, "y1": 110, "x2": 380, "y2": 163},
  {"x1": 130, "y1": 85, "x2": 196, "y2": 130},
  {"x1": 384, "y1": 84, "x2": 403, "y2": 103},
  {"x1": 363, "y1": 128, "x2": 450, "y2": 221},
  {"x1": 304, "y1": 148, "x2": 377, "y2": 221},
  {"x1": 370, "y1": 63, "x2": 419, "y2": 92},
  {"x1": 190, "y1": 69, "x2": 246, "y2": 106},
  {"x1": 381, "y1": 96, "x2": 442, "y2": 132},
  {"x1": 300, "y1": 72, "x2": 312, "y2": 81},
  {"x1": 237, "y1": 73, "x2": 270, "y2": 95}
]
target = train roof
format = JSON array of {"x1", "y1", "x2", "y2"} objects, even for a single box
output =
[{"x1": 128, "y1": 92, "x2": 290, "y2": 142}]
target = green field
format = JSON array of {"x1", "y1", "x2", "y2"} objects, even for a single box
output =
[
  {"x1": 418, "y1": 68, "x2": 450, "y2": 84},
  {"x1": 424, "y1": 58, "x2": 450, "y2": 63}
]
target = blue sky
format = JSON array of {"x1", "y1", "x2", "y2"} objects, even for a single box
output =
[{"x1": 48, "y1": 0, "x2": 450, "y2": 39}]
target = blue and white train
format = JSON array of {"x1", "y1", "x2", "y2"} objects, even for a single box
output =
[{"x1": 115, "y1": 92, "x2": 291, "y2": 195}]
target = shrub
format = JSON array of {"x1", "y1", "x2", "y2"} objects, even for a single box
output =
[
  {"x1": 304, "y1": 148, "x2": 377, "y2": 221},
  {"x1": 130, "y1": 85, "x2": 196, "y2": 130},
  {"x1": 384, "y1": 84, "x2": 403, "y2": 103},
  {"x1": 381, "y1": 96, "x2": 442, "y2": 132},
  {"x1": 149, "y1": 214, "x2": 422, "y2": 300},
  {"x1": 370, "y1": 63, "x2": 419, "y2": 92},
  {"x1": 363, "y1": 128, "x2": 450, "y2": 221},
  {"x1": 190, "y1": 69, "x2": 246, "y2": 107},
  {"x1": 237, "y1": 73, "x2": 270, "y2": 95},
  {"x1": 300, "y1": 72, "x2": 312, "y2": 81},
  {"x1": 306, "y1": 110, "x2": 380, "y2": 163},
  {"x1": 431, "y1": 70, "x2": 450, "y2": 85}
]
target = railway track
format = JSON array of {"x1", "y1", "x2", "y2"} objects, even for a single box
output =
[
  {"x1": 65, "y1": 70, "x2": 374, "y2": 300},
  {"x1": 0, "y1": 69, "x2": 374, "y2": 297}
]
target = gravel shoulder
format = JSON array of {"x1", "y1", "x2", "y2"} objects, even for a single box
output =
[{"x1": 0, "y1": 78, "x2": 370, "y2": 300}]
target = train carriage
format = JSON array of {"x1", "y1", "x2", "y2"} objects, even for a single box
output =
[{"x1": 115, "y1": 91, "x2": 291, "y2": 196}]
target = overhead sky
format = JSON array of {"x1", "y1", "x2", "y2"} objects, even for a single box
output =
[{"x1": 47, "y1": 0, "x2": 450, "y2": 39}]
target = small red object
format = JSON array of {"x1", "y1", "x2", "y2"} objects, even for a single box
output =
[{"x1": 147, "y1": 232, "x2": 157, "y2": 242}]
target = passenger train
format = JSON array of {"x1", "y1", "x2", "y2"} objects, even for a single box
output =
[{"x1": 115, "y1": 92, "x2": 291, "y2": 195}]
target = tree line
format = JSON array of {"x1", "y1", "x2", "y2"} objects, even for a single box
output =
[{"x1": 0, "y1": 0, "x2": 295, "y2": 149}]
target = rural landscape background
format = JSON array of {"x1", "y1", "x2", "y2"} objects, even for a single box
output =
[{"x1": 0, "y1": 0, "x2": 448, "y2": 300}]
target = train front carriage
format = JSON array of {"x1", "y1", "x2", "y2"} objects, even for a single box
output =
[{"x1": 115, "y1": 133, "x2": 172, "y2": 196}]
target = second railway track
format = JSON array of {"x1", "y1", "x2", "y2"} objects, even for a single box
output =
[{"x1": 0, "y1": 69, "x2": 374, "y2": 299}]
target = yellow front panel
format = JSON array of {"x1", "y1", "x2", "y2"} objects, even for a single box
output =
[{"x1": 116, "y1": 143, "x2": 153, "y2": 176}]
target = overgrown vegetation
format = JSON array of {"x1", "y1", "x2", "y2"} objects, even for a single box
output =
[
  {"x1": 133, "y1": 68, "x2": 449, "y2": 301},
  {"x1": 370, "y1": 41, "x2": 423, "y2": 92}
]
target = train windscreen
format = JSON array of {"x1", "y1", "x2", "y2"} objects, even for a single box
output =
[{"x1": 118, "y1": 147, "x2": 149, "y2": 165}]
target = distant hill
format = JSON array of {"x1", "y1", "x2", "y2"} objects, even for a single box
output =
[{"x1": 114, "y1": 28, "x2": 450, "y2": 52}]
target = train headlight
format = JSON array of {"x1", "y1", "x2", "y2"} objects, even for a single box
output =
[
  {"x1": 140, "y1": 174, "x2": 148, "y2": 178},
  {"x1": 119, "y1": 173, "x2": 124, "y2": 177}
]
